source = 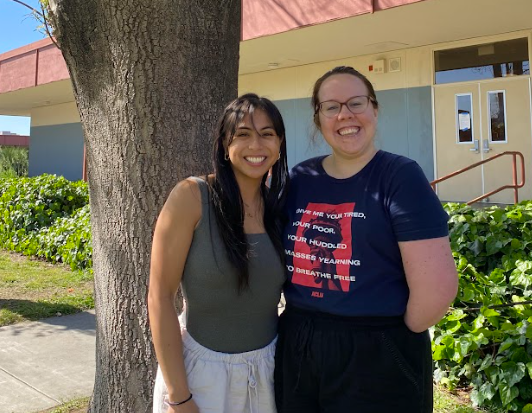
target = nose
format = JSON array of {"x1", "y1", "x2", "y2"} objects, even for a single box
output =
[
  {"x1": 248, "y1": 133, "x2": 262, "y2": 149},
  {"x1": 337, "y1": 103, "x2": 354, "y2": 119}
]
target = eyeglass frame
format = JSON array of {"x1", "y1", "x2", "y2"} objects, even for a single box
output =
[{"x1": 315, "y1": 95, "x2": 377, "y2": 118}]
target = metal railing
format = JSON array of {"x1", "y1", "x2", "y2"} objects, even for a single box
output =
[{"x1": 430, "y1": 151, "x2": 526, "y2": 205}]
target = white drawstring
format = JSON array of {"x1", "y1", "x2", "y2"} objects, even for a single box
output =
[{"x1": 246, "y1": 361, "x2": 258, "y2": 413}]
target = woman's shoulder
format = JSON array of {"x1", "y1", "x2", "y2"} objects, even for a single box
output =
[
  {"x1": 371, "y1": 151, "x2": 425, "y2": 181},
  {"x1": 164, "y1": 176, "x2": 208, "y2": 220},
  {"x1": 376, "y1": 150, "x2": 416, "y2": 168},
  {"x1": 290, "y1": 155, "x2": 327, "y2": 179}
]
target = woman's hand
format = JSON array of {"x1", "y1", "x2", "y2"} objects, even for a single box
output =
[{"x1": 166, "y1": 398, "x2": 200, "y2": 413}]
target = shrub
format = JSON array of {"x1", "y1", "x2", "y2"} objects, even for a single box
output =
[
  {"x1": 434, "y1": 201, "x2": 532, "y2": 412},
  {"x1": 0, "y1": 146, "x2": 28, "y2": 177},
  {"x1": 0, "y1": 175, "x2": 91, "y2": 271},
  {"x1": 27, "y1": 205, "x2": 92, "y2": 271}
]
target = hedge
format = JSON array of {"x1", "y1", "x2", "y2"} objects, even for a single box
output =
[
  {"x1": 0, "y1": 175, "x2": 91, "y2": 271},
  {"x1": 435, "y1": 201, "x2": 532, "y2": 412}
]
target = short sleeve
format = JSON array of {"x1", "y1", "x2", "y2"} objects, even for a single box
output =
[{"x1": 387, "y1": 161, "x2": 449, "y2": 242}]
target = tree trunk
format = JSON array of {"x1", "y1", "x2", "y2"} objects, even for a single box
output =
[{"x1": 47, "y1": 1, "x2": 241, "y2": 411}]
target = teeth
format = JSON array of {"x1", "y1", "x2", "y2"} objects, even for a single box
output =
[
  {"x1": 246, "y1": 156, "x2": 266, "y2": 164},
  {"x1": 339, "y1": 127, "x2": 360, "y2": 136}
]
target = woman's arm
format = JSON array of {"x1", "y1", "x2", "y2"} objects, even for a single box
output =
[
  {"x1": 399, "y1": 236, "x2": 458, "y2": 333},
  {"x1": 148, "y1": 179, "x2": 202, "y2": 412}
]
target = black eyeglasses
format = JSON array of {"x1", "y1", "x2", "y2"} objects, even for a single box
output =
[{"x1": 316, "y1": 95, "x2": 375, "y2": 118}]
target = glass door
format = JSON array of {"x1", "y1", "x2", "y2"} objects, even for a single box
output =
[{"x1": 434, "y1": 83, "x2": 484, "y2": 202}]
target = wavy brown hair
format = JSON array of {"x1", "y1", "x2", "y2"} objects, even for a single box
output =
[{"x1": 311, "y1": 66, "x2": 379, "y2": 130}]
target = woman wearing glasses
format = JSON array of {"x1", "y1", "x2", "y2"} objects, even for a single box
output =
[
  {"x1": 275, "y1": 66, "x2": 458, "y2": 412},
  {"x1": 149, "y1": 94, "x2": 288, "y2": 413}
]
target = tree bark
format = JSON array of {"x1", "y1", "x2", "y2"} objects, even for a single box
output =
[{"x1": 46, "y1": 1, "x2": 241, "y2": 411}]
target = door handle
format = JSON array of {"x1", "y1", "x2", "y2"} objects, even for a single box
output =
[
  {"x1": 470, "y1": 139, "x2": 479, "y2": 153},
  {"x1": 483, "y1": 140, "x2": 492, "y2": 153}
]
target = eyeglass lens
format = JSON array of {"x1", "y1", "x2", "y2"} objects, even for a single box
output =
[{"x1": 319, "y1": 96, "x2": 370, "y2": 117}]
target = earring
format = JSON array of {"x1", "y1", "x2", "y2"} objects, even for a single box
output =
[
  {"x1": 224, "y1": 152, "x2": 229, "y2": 161},
  {"x1": 277, "y1": 152, "x2": 281, "y2": 160}
]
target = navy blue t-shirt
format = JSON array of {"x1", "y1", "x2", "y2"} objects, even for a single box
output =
[{"x1": 283, "y1": 150, "x2": 449, "y2": 317}]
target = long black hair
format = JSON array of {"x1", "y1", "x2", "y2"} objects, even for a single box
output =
[{"x1": 209, "y1": 93, "x2": 289, "y2": 292}]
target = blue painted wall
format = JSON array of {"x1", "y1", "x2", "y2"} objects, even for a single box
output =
[
  {"x1": 274, "y1": 86, "x2": 435, "y2": 180},
  {"x1": 29, "y1": 123, "x2": 84, "y2": 181},
  {"x1": 27, "y1": 86, "x2": 433, "y2": 182}
]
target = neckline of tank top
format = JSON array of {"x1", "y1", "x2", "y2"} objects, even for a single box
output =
[{"x1": 245, "y1": 232, "x2": 268, "y2": 236}]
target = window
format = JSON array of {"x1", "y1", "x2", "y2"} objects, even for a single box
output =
[
  {"x1": 456, "y1": 94, "x2": 473, "y2": 143},
  {"x1": 435, "y1": 38, "x2": 529, "y2": 84},
  {"x1": 487, "y1": 91, "x2": 507, "y2": 142}
]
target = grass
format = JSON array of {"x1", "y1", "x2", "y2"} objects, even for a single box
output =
[
  {"x1": 35, "y1": 397, "x2": 89, "y2": 413},
  {"x1": 32, "y1": 388, "x2": 487, "y2": 413},
  {"x1": 0, "y1": 250, "x2": 94, "y2": 326},
  {"x1": 434, "y1": 387, "x2": 481, "y2": 412}
]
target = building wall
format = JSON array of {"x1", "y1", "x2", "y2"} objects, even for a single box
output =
[
  {"x1": 24, "y1": 44, "x2": 436, "y2": 180},
  {"x1": 28, "y1": 102, "x2": 84, "y2": 181},
  {"x1": 0, "y1": 39, "x2": 69, "y2": 94},
  {"x1": 239, "y1": 45, "x2": 436, "y2": 179},
  {"x1": 269, "y1": 86, "x2": 434, "y2": 179},
  {"x1": 21, "y1": 30, "x2": 531, "y2": 185}
]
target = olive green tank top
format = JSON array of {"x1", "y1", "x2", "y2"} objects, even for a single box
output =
[{"x1": 181, "y1": 177, "x2": 285, "y2": 353}]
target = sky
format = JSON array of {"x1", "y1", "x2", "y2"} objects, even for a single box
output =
[{"x1": 0, "y1": 0, "x2": 46, "y2": 135}]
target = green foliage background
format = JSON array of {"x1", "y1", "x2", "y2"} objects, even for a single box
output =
[
  {"x1": 0, "y1": 175, "x2": 91, "y2": 271},
  {"x1": 434, "y1": 202, "x2": 532, "y2": 412},
  {"x1": 0, "y1": 146, "x2": 28, "y2": 178}
]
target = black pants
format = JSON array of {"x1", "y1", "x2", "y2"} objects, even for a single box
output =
[{"x1": 274, "y1": 305, "x2": 433, "y2": 413}]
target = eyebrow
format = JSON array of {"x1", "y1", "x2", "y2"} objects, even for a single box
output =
[{"x1": 236, "y1": 126, "x2": 275, "y2": 131}]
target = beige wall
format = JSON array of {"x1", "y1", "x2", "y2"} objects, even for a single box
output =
[
  {"x1": 31, "y1": 102, "x2": 80, "y2": 127},
  {"x1": 239, "y1": 29, "x2": 532, "y2": 99},
  {"x1": 239, "y1": 46, "x2": 433, "y2": 99}
]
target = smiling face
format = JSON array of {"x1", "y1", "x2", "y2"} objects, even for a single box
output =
[
  {"x1": 225, "y1": 109, "x2": 282, "y2": 183},
  {"x1": 317, "y1": 73, "x2": 378, "y2": 162}
]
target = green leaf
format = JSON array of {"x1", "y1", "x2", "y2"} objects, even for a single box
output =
[
  {"x1": 433, "y1": 345, "x2": 446, "y2": 361},
  {"x1": 510, "y1": 238, "x2": 522, "y2": 250},
  {"x1": 499, "y1": 361, "x2": 526, "y2": 387},
  {"x1": 527, "y1": 362, "x2": 532, "y2": 379},
  {"x1": 481, "y1": 307, "x2": 501, "y2": 318},
  {"x1": 485, "y1": 365, "x2": 500, "y2": 384},
  {"x1": 461, "y1": 286, "x2": 476, "y2": 301},
  {"x1": 470, "y1": 388, "x2": 483, "y2": 407},
  {"x1": 516, "y1": 260, "x2": 532, "y2": 273},
  {"x1": 498, "y1": 382, "x2": 519, "y2": 406},
  {"x1": 446, "y1": 309, "x2": 467, "y2": 321},
  {"x1": 458, "y1": 336, "x2": 472, "y2": 357},
  {"x1": 469, "y1": 239, "x2": 483, "y2": 256},
  {"x1": 472, "y1": 314, "x2": 485, "y2": 330},
  {"x1": 479, "y1": 354, "x2": 494, "y2": 372},
  {"x1": 523, "y1": 404, "x2": 532, "y2": 413},
  {"x1": 479, "y1": 381, "x2": 496, "y2": 401},
  {"x1": 486, "y1": 236, "x2": 504, "y2": 255}
]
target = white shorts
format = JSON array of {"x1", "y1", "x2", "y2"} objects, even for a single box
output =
[{"x1": 153, "y1": 329, "x2": 277, "y2": 413}]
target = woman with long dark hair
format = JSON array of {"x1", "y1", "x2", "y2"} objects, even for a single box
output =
[{"x1": 149, "y1": 93, "x2": 288, "y2": 413}]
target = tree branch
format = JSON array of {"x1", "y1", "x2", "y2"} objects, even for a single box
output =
[
  {"x1": 8, "y1": 0, "x2": 60, "y2": 50},
  {"x1": 40, "y1": 1, "x2": 59, "y2": 50},
  {"x1": 452, "y1": 300, "x2": 532, "y2": 312}
]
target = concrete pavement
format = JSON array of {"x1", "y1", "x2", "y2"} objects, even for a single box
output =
[
  {"x1": 0, "y1": 299, "x2": 286, "y2": 413},
  {"x1": 0, "y1": 310, "x2": 96, "y2": 413}
]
